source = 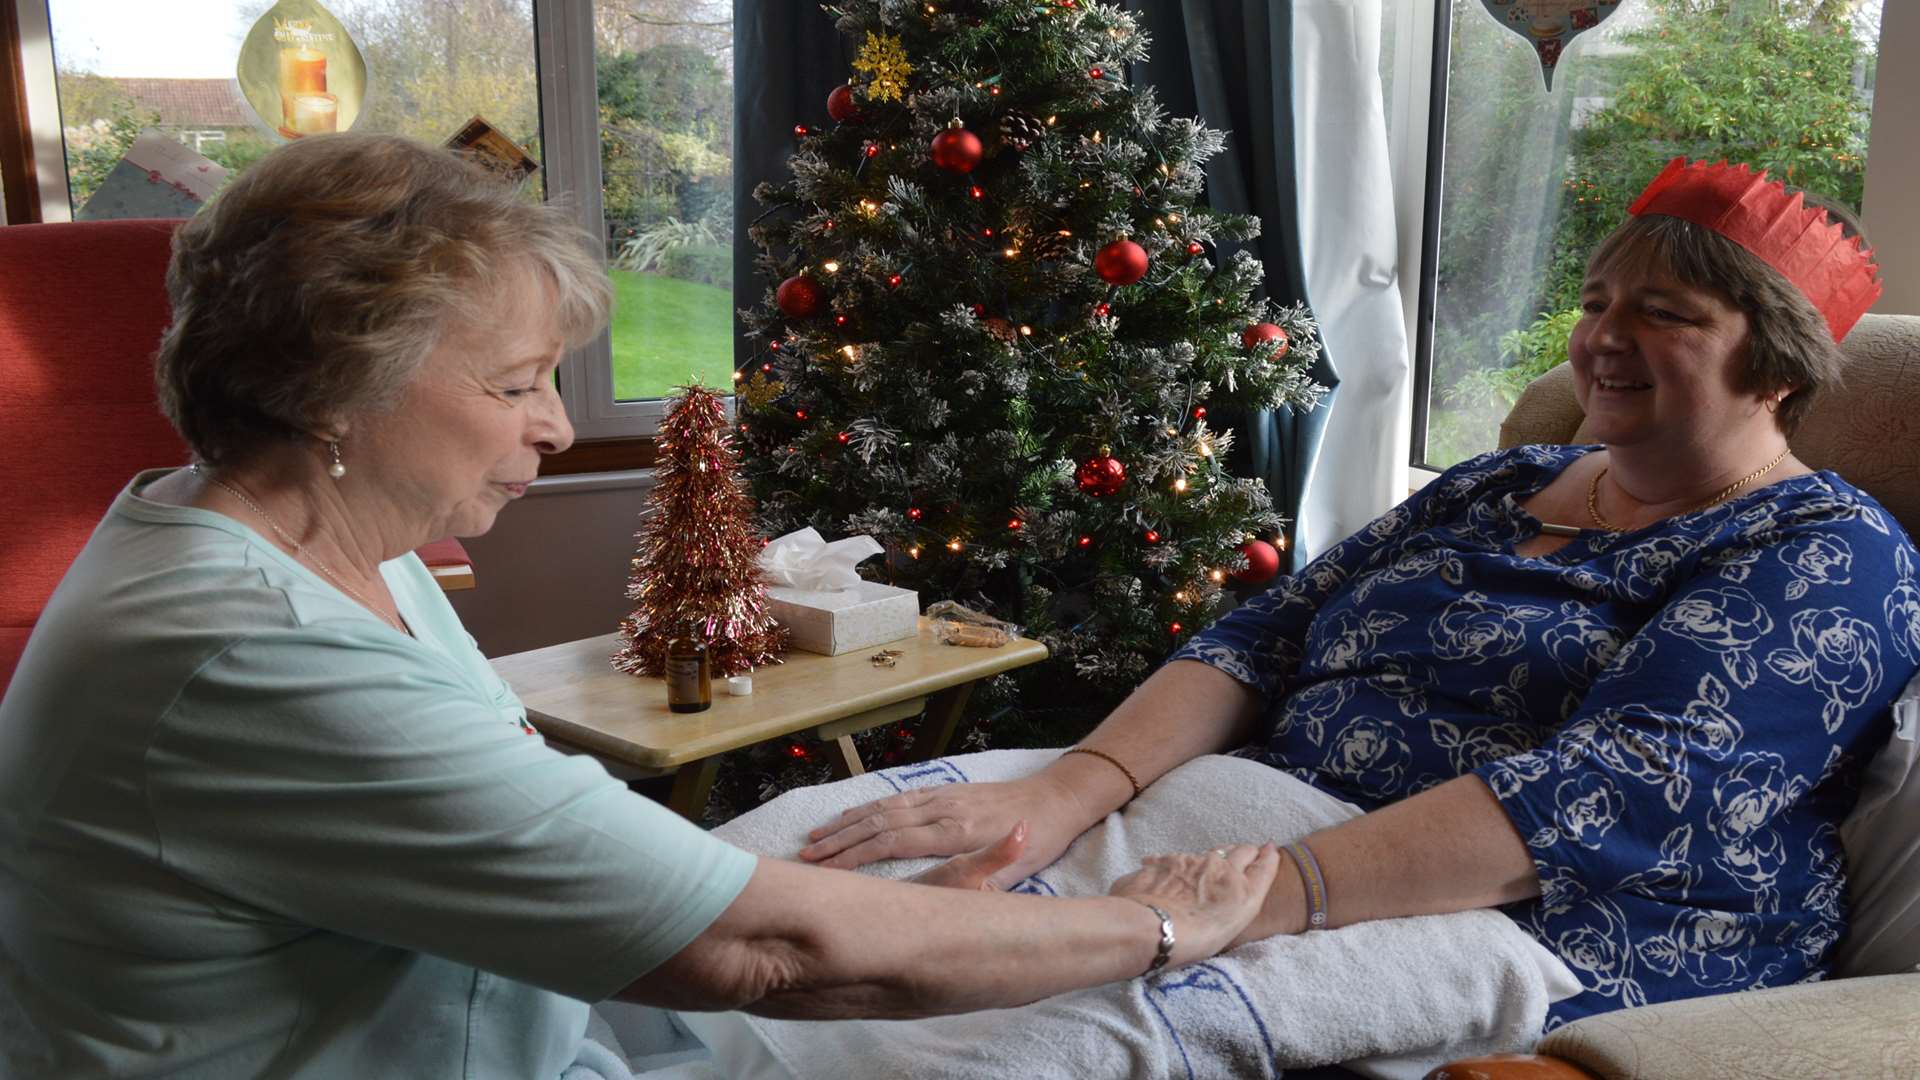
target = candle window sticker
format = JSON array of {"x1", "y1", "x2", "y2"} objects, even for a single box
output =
[
  {"x1": 1478, "y1": 0, "x2": 1624, "y2": 90},
  {"x1": 236, "y1": 0, "x2": 367, "y2": 140}
]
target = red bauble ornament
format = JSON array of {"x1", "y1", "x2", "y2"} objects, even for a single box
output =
[
  {"x1": 1094, "y1": 239, "x2": 1149, "y2": 285},
  {"x1": 1241, "y1": 322, "x2": 1290, "y2": 355},
  {"x1": 827, "y1": 84, "x2": 861, "y2": 123},
  {"x1": 930, "y1": 122, "x2": 983, "y2": 173},
  {"x1": 1075, "y1": 451, "x2": 1127, "y2": 497},
  {"x1": 1230, "y1": 538, "x2": 1281, "y2": 585},
  {"x1": 776, "y1": 275, "x2": 822, "y2": 318}
]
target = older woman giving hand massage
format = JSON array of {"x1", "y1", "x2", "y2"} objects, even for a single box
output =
[
  {"x1": 0, "y1": 134, "x2": 1280, "y2": 1078},
  {"x1": 806, "y1": 158, "x2": 1914, "y2": 1026}
]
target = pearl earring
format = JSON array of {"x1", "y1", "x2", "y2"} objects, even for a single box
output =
[{"x1": 327, "y1": 441, "x2": 346, "y2": 480}]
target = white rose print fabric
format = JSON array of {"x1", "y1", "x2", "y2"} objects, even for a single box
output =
[{"x1": 1170, "y1": 445, "x2": 1918, "y2": 1026}]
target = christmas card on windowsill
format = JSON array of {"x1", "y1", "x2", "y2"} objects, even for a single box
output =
[{"x1": 75, "y1": 131, "x2": 228, "y2": 221}]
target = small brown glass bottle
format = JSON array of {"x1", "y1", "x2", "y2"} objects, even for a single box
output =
[{"x1": 665, "y1": 622, "x2": 712, "y2": 713}]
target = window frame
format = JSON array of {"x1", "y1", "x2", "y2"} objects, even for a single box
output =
[
  {"x1": 3, "y1": 0, "x2": 735, "y2": 449},
  {"x1": 1404, "y1": 0, "x2": 1451, "y2": 472},
  {"x1": 1398, "y1": 1, "x2": 1908, "y2": 476},
  {"x1": 534, "y1": 0, "x2": 724, "y2": 443}
]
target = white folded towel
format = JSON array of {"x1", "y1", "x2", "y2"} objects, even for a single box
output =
[{"x1": 704, "y1": 748, "x2": 1581, "y2": 1079}]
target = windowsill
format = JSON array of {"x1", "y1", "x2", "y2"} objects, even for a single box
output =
[
  {"x1": 539, "y1": 436, "x2": 657, "y2": 475},
  {"x1": 527, "y1": 468, "x2": 654, "y2": 495}
]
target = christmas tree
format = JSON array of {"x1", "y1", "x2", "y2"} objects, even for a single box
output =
[
  {"x1": 736, "y1": 0, "x2": 1322, "y2": 749},
  {"x1": 615, "y1": 384, "x2": 787, "y2": 678}
]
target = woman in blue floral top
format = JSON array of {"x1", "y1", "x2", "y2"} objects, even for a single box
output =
[{"x1": 804, "y1": 160, "x2": 1914, "y2": 1027}]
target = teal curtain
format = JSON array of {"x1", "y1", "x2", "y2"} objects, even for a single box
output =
[{"x1": 732, "y1": 1, "x2": 847, "y2": 372}]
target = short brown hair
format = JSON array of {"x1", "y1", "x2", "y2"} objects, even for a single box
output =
[
  {"x1": 1584, "y1": 204, "x2": 1867, "y2": 436},
  {"x1": 156, "y1": 133, "x2": 611, "y2": 467}
]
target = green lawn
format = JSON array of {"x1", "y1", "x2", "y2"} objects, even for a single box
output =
[{"x1": 609, "y1": 269, "x2": 736, "y2": 401}]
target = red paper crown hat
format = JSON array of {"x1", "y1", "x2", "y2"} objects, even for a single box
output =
[{"x1": 1627, "y1": 157, "x2": 1883, "y2": 342}]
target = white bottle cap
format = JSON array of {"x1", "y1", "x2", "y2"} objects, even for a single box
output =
[{"x1": 726, "y1": 675, "x2": 754, "y2": 696}]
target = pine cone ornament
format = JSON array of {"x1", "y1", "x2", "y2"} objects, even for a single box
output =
[
  {"x1": 1027, "y1": 228, "x2": 1077, "y2": 264},
  {"x1": 998, "y1": 109, "x2": 1045, "y2": 151}
]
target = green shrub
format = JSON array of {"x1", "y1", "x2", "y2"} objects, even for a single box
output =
[
  {"x1": 659, "y1": 243, "x2": 732, "y2": 289},
  {"x1": 614, "y1": 212, "x2": 730, "y2": 273}
]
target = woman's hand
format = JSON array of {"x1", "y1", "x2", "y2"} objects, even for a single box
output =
[
  {"x1": 1110, "y1": 844, "x2": 1282, "y2": 968},
  {"x1": 906, "y1": 821, "x2": 1029, "y2": 891},
  {"x1": 801, "y1": 776, "x2": 1092, "y2": 890}
]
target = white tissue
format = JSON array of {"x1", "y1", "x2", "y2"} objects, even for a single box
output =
[{"x1": 758, "y1": 527, "x2": 883, "y2": 591}]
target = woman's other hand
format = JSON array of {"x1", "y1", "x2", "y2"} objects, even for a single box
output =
[
  {"x1": 906, "y1": 821, "x2": 1028, "y2": 891},
  {"x1": 800, "y1": 776, "x2": 1089, "y2": 889},
  {"x1": 1111, "y1": 844, "x2": 1281, "y2": 967}
]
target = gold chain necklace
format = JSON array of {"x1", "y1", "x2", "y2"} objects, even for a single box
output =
[
  {"x1": 1586, "y1": 446, "x2": 1793, "y2": 533},
  {"x1": 191, "y1": 465, "x2": 407, "y2": 634}
]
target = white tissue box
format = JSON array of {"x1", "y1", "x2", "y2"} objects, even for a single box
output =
[{"x1": 767, "y1": 581, "x2": 919, "y2": 656}]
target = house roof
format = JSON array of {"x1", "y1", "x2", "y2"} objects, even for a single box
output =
[{"x1": 112, "y1": 78, "x2": 256, "y2": 129}]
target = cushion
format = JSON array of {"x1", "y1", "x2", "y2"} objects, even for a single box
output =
[{"x1": 1834, "y1": 667, "x2": 1920, "y2": 977}]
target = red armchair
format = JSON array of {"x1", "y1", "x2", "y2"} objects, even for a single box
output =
[{"x1": 0, "y1": 220, "x2": 473, "y2": 691}]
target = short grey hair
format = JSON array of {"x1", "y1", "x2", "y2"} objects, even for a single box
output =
[
  {"x1": 1586, "y1": 199, "x2": 1869, "y2": 436},
  {"x1": 156, "y1": 132, "x2": 612, "y2": 467}
]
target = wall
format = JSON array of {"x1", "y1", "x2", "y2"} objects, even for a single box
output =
[
  {"x1": 1863, "y1": 0, "x2": 1918, "y2": 316},
  {"x1": 447, "y1": 471, "x2": 654, "y2": 658}
]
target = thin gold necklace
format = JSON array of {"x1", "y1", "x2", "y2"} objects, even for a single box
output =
[
  {"x1": 191, "y1": 465, "x2": 407, "y2": 634},
  {"x1": 1587, "y1": 446, "x2": 1793, "y2": 533}
]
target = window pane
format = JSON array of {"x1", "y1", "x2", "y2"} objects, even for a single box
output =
[
  {"x1": 46, "y1": 0, "x2": 542, "y2": 213},
  {"x1": 596, "y1": 0, "x2": 735, "y2": 403},
  {"x1": 1423, "y1": 0, "x2": 1884, "y2": 469}
]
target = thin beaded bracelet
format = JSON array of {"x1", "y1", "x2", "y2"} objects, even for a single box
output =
[
  {"x1": 1284, "y1": 841, "x2": 1329, "y2": 930},
  {"x1": 1060, "y1": 746, "x2": 1143, "y2": 802}
]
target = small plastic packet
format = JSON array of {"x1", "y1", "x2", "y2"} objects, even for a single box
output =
[{"x1": 925, "y1": 600, "x2": 1020, "y2": 648}]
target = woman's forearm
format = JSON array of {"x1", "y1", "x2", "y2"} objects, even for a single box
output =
[
  {"x1": 1244, "y1": 773, "x2": 1540, "y2": 940},
  {"x1": 1041, "y1": 659, "x2": 1264, "y2": 826},
  {"x1": 624, "y1": 856, "x2": 1166, "y2": 1018}
]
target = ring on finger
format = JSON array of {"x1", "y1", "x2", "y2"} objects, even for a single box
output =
[{"x1": 1212, "y1": 848, "x2": 1229, "y2": 859}]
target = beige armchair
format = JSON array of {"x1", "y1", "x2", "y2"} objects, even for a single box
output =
[{"x1": 1428, "y1": 312, "x2": 1920, "y2": 1080}]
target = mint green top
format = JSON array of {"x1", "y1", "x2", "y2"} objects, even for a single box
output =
[{"x1": 0, "y1": 470, "x2": 755, "y2": 1077}]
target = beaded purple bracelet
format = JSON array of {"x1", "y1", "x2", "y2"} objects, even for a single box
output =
[{"x1": 1284, "y1": 841, "x2": 1329, "y2": 930}]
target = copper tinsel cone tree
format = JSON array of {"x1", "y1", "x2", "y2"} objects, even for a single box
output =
[
  {"x1": 615, "y1": 384, "x2": 787, "y2": 678},
  {"x1": 737, "y1": 0, "x2": 1322, "y2": 745}
]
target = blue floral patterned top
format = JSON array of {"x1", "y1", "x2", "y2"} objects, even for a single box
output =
[{"x1": 1171, "y1": 445, "x2": 1919, "y2": 1026}]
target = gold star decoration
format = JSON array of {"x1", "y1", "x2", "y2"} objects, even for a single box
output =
[
  {"x1": 852, "y1": 32, "x2": 912, "y2": 103},
  {"x1": 741, "y1": 370, "x2": 785, "y2": 410}
]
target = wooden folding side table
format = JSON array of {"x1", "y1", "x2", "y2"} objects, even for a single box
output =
[{"x1": 491, "y1": 618, "x2": 1048, "y2": 818}]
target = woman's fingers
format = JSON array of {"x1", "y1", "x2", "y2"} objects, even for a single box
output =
[
  {"x1": 1109, "y1": 842, "x2": 1284, "y2": 966},
  {"x1": 799, "y1": 794, "x2": 944, "y2": 864},
  {"x1": 1241, "y1": 843, "x2": 1281, "y2": 894},
  {"x1": 906, "y1": 821, "x2": 1030, "y2": 891},
  {"x1": 805, "y1": 791, "x2": 930, "y2": 845},
  {"x1": 807, "y1": 817, "x2": 968, "y2": 869},
  {"x1": 1223, "y1": 843, "x2": 1261, "y2": 874},
  {"x1": 974, "y1": 820, "x2": 1030, "y2": 890}
]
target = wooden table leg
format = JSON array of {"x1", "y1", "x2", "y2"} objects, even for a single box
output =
[
  {"x1": 913, "y1": 681, "x2": 975, "y2": 761},
  {"x1": 667, "y1": 756, "x2": 722, "y2": 821},
  {"x1": 828, "y1": 734, "x2": 867, "y2": 779}
]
